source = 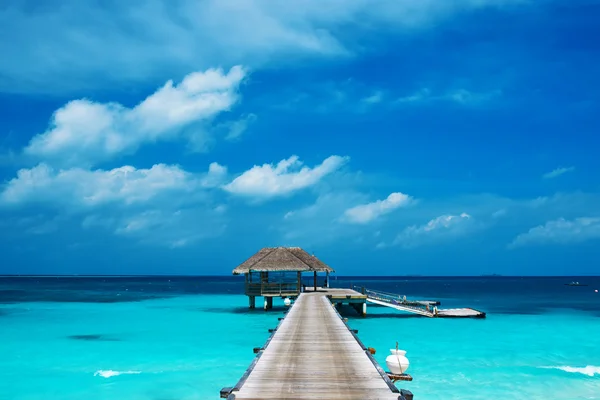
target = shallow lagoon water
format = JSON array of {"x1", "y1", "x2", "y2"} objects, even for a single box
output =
[{"x1": 1, "y1": 276, "x2": 599, "y2": 399}]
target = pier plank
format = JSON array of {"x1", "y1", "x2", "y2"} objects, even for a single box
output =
[{"x1": 230, "y1": 292, "x2": 401, "y2": 400}]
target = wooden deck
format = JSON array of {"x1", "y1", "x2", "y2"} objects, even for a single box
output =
[
  {"x1": 304, "y1": 287, "x2": 368, "y2": 303},
  {"x1": 225, "y1": 292, "x2": 406, "y2": 399}
]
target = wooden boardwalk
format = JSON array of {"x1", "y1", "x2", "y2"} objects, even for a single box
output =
[{"x1": 224, "y1": 292, "x2": 407, "y2": 399}]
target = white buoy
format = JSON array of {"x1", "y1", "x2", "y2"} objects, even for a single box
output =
[
  {"x1": 386, "y1": 348, "x2": 409, "y2": 375},
  {"x1": 284, "y1": 298, "x2": 292, "y2": 306}
]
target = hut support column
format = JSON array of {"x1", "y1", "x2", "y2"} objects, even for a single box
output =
[
  {"x1": 351, "y1": 302, "x2": 367, "y2": 317},
  {"x1": 325, "y1": 271, "x2": 330, "y2": 288},
  {"x1": 249, "y1": 296, "x2": 255, "y2": 309},
  {"x1": 264, "y1": 297, "x2": 273, "y2": 310},
  {"x1": 313, "y1": 271, "x2": 317, "y2": 291}
]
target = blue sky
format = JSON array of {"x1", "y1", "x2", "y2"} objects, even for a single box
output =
[{"x1": 1, "y1": 0, "x2": 599, "y2": 276}]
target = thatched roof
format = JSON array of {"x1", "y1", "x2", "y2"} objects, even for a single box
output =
[{"x1": 232, "y1": 247, "x2": 334, "y2": 275}]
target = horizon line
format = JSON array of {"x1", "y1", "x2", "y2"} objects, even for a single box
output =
[{"x1": 1, "y1": 274, "x2": 599, "y2": 278}]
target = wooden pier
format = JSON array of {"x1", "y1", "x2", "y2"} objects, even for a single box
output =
[
  {"x1": 221, "y1": 290, "x2": 412, "y2": 400},
  {"x1": 223, "y1": 246, "x2": 488, "y2": 399}
]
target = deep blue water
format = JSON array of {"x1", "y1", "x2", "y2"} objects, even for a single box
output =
[{"x1": 1, "y1": 276, "x2": 599, "y2": 399}]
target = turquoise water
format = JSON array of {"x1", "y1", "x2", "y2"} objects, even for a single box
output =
[{"x1": 1, "y1": 277, "x2": 600, "y2": 399}]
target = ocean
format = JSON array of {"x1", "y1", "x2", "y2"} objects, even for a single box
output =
[{"x1": 1, "y1": 276, "x2": 599, "y2": 400}]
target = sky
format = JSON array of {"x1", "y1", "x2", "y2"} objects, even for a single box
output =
[{"x1": 1, "y1": 0, "x2": 599, "y2": 276}]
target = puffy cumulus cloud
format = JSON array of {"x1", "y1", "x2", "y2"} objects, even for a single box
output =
[
  {"x1": 543, "y1": 166, "x2": 575, "y2": 179},
  {"x1": 1, "y1": 0, "x2": 527, "y2": 94},
  {"x1": 0, "y1": 162, "x2": 227, "y2": 209},
  {"x1": 223, "y1": 155, "x2": 349, "y2": 199},
  {"x1": 392, "y1": 213, "x2": 476, "y2": 248},
  {"x1": 343, "y1": 192, "x2": 413, "y2": 224},
  {"x1": 509, "y1": 217, "x2": 600, "y2": 248},
  {"x1": 24, "y1": 66, "x2": 245, "y2": 167}
]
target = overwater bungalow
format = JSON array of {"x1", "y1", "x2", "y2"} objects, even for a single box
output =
[{"x1": 232, "y1": 246, "x2": 334, "y2": 310}]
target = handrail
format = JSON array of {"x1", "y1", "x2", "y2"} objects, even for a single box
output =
[
  {"x1": 245, "y1": 282, "x2": 300, "y2": 296},
  {"x1": 353, "y1": 286, "x2": 407, "y2": 299},
  {"x1": 356, "y1": 286, "x2": 436, "y2": 313}
]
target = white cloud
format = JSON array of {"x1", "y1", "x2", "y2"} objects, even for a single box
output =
[
  {"x1": 0, "y1": 160, "x2": 230, "y2": 247},
  {"x1": 223, "y1": 155, "x2": 349, "y2": 198},
  {"x1": 362, "y1": 91, "x2": 384, "y2": 104},
  {"x1": 202, "y1": 162, "x2": 229, "y2": 188},
  {"x1": 274, "y1": 80, "x2": 385, "y2": 114},
  {"x1": 1, "y1": 0, "x2": 526, "y2": 94},
  {"x1": 396, "y1": 88, "x2": 501, "y2": 105},
  {"x1": 543, "y1": 166, "x2": 575, "y2": 179},
  {"x1": 343, "y1": 192, "x2": 413, "y2": 224},
  {"x1": 509, "y1": 217, "x2": 600, "y2": 248},
  {"x1": 447, "y1": 89, "x2": 501, "y2": 104},
  {"x1": 0, "y1": 162, "x2": 226, "y2": 208},
  {"x1": 224, "y1": 114, "x2": 258, "y2": 141},
  {"x1": 280, "y1": 192, "x2": 369, "y2": 246},
  {"x1": 393, "y1": 212, "x2": 475, "y2": 248},
  {"x1": 492, "y1": 208, "x2": 507, "y2": 218},
  {"x1": 396, "y1": 88, "x2": 433, "y2": 103},
  {"x1": 24, "y1": 66, "x2": 245, "y2": 167}
]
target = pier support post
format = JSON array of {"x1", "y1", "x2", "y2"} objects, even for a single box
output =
[
  {"x1": 264, "y1": 297, "x2": 273, "y2": 310},
  {"x1": 350, "y1": 303, "x2": 365, "y2": 316},
  {"x1": 249, "y1": 296, "x2": 255, "y2": 309}
]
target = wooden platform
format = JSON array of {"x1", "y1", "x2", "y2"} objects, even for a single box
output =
[
  {"x1": 436, "y1": 308, "x2": 485, "y2": 318},
  {"x1": 225, "y1": 292, "x2": 406, "y2": 399},
  {"x1": 304, "y1": 287, "x2": 368, "y2": 304}
]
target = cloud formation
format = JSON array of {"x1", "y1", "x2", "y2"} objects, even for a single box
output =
[
  {"x1": 0, "y1": 0, "x2": 526, "y2": 93},
  {"x1": 281, "y1": 192, "x2": 369, "y2": 246},
  {"x1": 543, "y1": 166, "x2": 575, "y2": 179},
  {"x1": 0, "y1": 162, "x2": 226, "y2": 208},
  {"x1": 343, "y1": 192, "x2": 413, "y2": 224},
  {"x1": 395, "y1": 88, "x2": 501, "y2": 105},
  {"x1": 392, "y1": 212, "x2": 475, "y2": 248},
  {"x1": 224, "y1": 155, "x2": 349, "y2": 199},
  {"x1": 509, "y1": 217, "x2": 600, "y2": 248},
  {"x1": 24, "y1": 66, "x2": 245, "y2": 167}
]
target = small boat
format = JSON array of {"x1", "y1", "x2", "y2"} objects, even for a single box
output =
[{"x1": 565, "y1": 281, "x2": 588, "y2": 286}]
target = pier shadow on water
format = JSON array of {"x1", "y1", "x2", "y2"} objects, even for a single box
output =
[
  {"x1": 197, "y1": 305, "x2": 290, "y2": 315},
  {"x1": 67, "y1": 334, "x2": 120, "y2": 342},
  {"x1": 356, "y1": 312, "x2": 431, "y2": 319}
]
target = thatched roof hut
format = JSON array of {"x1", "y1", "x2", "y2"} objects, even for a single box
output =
[{"x1": 233, "y1": 247, "x2": 334, "y2": 275}]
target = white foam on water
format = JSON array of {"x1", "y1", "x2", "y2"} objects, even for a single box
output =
[
  {"x1": 94, "y1": 370, "x2": 142, "y2": 378},
  {"x1": 540, "y1": 365, "x2": 600, "y2": 377}
]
